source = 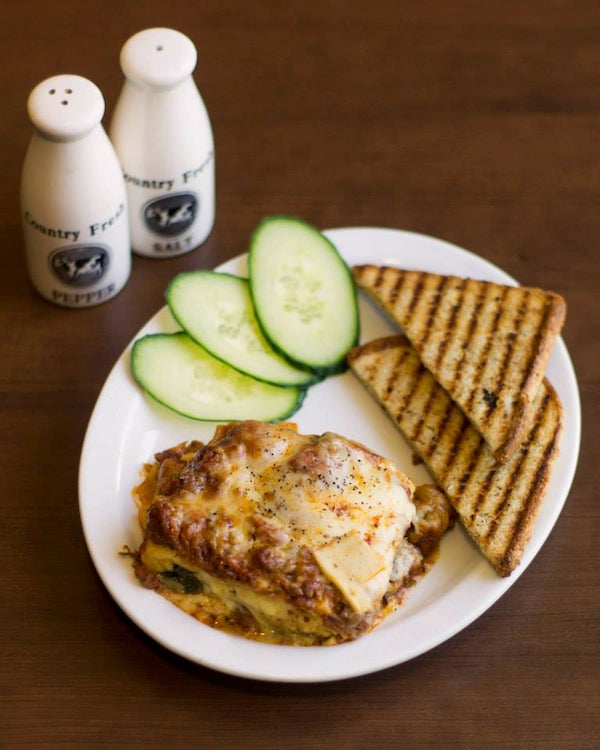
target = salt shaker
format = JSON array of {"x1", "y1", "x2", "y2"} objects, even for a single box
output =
[
  {"x1": 109, "y1": 27, "x2": 215, "y2": 258},
  {"x1": 20, "y1": 74, "x2": 131, "y2": 307}
]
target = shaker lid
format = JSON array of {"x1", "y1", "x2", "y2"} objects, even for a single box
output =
[
  {"x1": 27, "y1": 74, "x2": 105, "y2": 141},
  {"x1": 120, "y1": 28, "x2": 197, "y2": 89}
]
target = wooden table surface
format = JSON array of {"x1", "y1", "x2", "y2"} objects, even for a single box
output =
[{"x1": 2, "y1": 1, "x2": 598, "y2": 747}]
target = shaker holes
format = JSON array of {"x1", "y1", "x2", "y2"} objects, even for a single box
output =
[{"x1": 47, "y1": 87, "x2": 74, "y2": 105}]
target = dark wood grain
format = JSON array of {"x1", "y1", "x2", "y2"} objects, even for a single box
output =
[{"x1": 1, "y1": 1, "x2": 598, "y2": 747}]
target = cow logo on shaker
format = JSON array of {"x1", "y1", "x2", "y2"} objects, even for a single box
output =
[
  {"x1": 49, "y1": 245, "x2": 111, "y2": 287},
  {"x1": 143, "y1": 192, "x2": 198, "y2": 236}
]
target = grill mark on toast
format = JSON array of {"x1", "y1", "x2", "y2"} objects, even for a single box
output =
[
  {"x1": 357, "y1": 266, "x2": 387, "y2": 304},
  {"x1": 372, "y1": 265, "x2": 387, "y2": 295},
  {"x1": 482, "y1": 390, "x2": 552, "y2": 544},
  {"x1": 403, "y1": 272, "x2": 426, "y2": 326},
  {"x1": 470, "y1": 465, "x2": 500, "y2": 523},
  {"x1": 387, "y1": 268, "x2": 406, "y2": 304},
  {"x1": 383, "y1": 343, "x2": 411, "y2": 398},
  {"x1": 501, "y1": 402, "x2": 561, "y2": 568},
  {"x1": 415, "y1": 274, "x2": 449, "y2": 351},
  {"x1": 408, "y1": 370, "x2": 440, "y2": 445},
  {"x1": 456, "y1": 440, "x2": 486, "y2": 499},
  {"x1": 463, "y1": 285, "x2": 509, "y2": 415},
  {"x1": 431, "y1": 277, "x2": 468, "y2": 371},
  {"x1": 447, "y1": 282, "x2": 488, "y2": 392},
  {"x1": 484, "y1": 289, "x2": 531, "y2": 422},
  {"x1": 421, "y1": 397, "x2": 455, "y2": 460},
  {"x1": 436, "y1": 412, "x2": 471, "y2": 483},
  {"x1": 517, "y1": 295, "x2": 554, "y2": 392},
  {"x1": 360, "y1": 357, "x2": 379, "y2": 385},
  {"x1": 394, "y1": 357, "x2": 428, "y2": 425}
]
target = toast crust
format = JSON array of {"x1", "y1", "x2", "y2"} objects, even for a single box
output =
[
  {"x1": 352, "y1": 265, "x2": 566, "y2": 463},
  {"x1": 347, "y1": 335, "x2": 563, "y2": 576}
]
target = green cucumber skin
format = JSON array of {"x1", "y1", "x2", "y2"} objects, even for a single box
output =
[
  {"x1": 165, "y1": 270, "x2": 318, "y2": 388},
  {"x1": 248, "y1": 216, "x2": 359, "y2": 377},
  {"x1": 131, "y1": 332, "x2": 306, "y2": 423}
]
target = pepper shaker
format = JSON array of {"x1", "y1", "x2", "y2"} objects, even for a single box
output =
[
  {"x1": 20, "y1": 74, "x2": 131, "y2": 307},
  {"x1": 110, "y1": 27, "x2": 215, "y2": 258}
]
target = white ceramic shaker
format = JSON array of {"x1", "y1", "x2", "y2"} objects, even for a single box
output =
[
  {"x1": 21, "y1": 74, "x2": 131, "y2": 307},
  {"x1": 110, "y1": 28, "x2": 215, "y2": 258}
]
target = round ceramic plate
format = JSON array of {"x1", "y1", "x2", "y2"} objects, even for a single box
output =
[{"x1": 78, "y1": 227, "x2": 581, "y2": 682}]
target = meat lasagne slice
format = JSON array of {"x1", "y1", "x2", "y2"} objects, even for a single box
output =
[{"x1": 131, "y1": 421, "x2": 450, "y2": 645}]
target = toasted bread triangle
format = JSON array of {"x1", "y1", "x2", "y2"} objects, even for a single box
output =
[
  {"x1": 347, "y1": 335, "x2": 563, "y2": 576},
  {"x1": 352, "y1": 266, "x2": 566, "y2": 462}
]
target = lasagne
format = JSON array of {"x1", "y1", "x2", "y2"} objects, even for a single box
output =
[{"x1": 131, "y1": 420, "x2": 451, "y2": 645}]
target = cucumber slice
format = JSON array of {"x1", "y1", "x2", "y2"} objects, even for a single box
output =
[
  {"x1": 131, "y1": 332, "x2": 305, "y2": 422},
  {"x1": 248, "y1": 216, "x2": 359, "y2": 375},
  {"x1": 166, "y1": 270, "x2": 316, "y2": 387}
]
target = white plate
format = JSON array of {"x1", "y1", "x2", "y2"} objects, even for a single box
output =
[{"x1": 79, "y1": 227, "x2": 581, "y2": 683}]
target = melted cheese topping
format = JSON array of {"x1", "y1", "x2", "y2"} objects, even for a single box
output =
[
  {"x1": 134, "y1": 421, "x2": 418, "y2": 642},
  {"x1": 256, "y1": 433, "x2": 415, "y2": 612}
]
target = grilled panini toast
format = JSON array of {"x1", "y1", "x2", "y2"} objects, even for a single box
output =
[
  {"x1": 352, "y1": 265, "x2": 566, "y2": 462},
  {"x1": 347, "y1": 336, "x2": 563, "y2": 576}
]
